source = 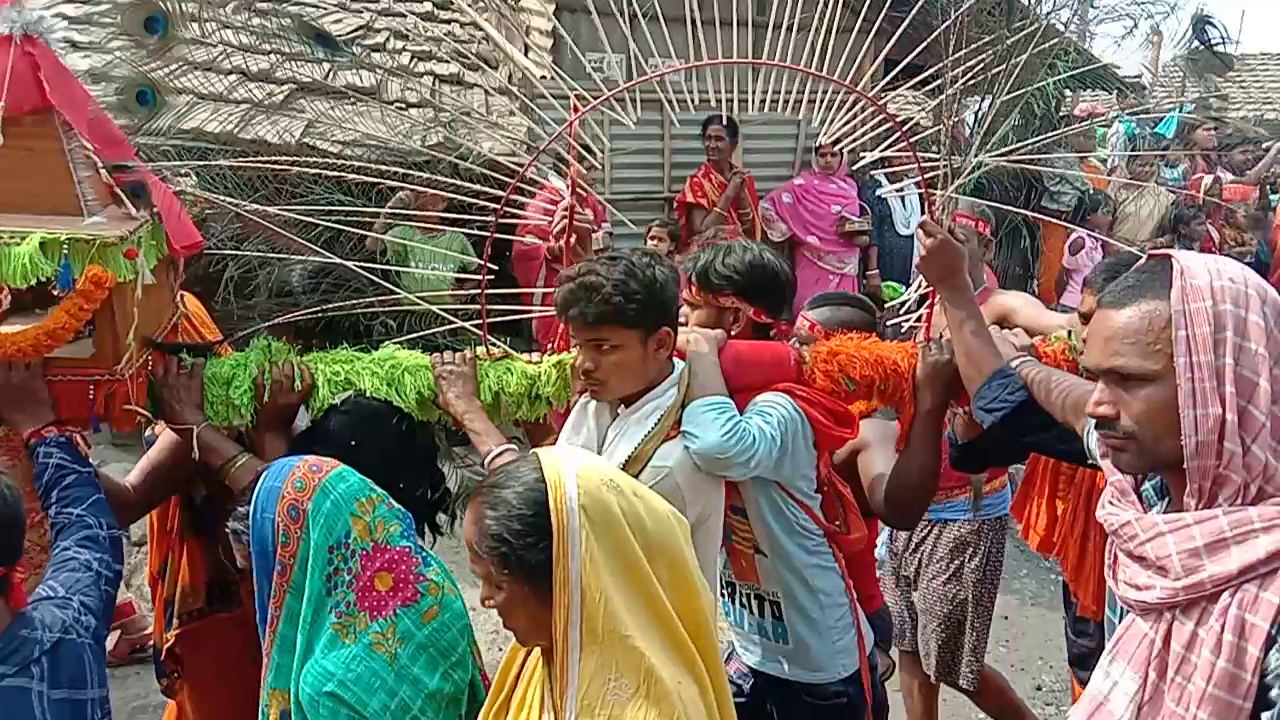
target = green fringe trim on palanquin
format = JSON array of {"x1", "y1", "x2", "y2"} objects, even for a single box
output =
[
  {"x1": 203, "y1": 337, "x2": 577, "y2": 428},
  {"x1": 0, "y1": 223, "x2": 167, "y2": 288}
]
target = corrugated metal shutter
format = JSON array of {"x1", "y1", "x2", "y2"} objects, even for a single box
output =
[{"x1": 533, "y1": 92, "x2": 821, "y2": 247}]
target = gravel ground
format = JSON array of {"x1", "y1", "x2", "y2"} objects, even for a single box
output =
[{"x1": 98, "y1": 440, "x2": 1072, "y2": 719}]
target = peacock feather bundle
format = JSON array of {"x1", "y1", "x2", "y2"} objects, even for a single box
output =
[{"x1": 35, "y1": 0, "x2": 1191, "y2": 358}]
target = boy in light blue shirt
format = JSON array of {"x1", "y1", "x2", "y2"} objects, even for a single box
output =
[{"x1": 677, "y1": 241, "x2": 954, "y2": 720}]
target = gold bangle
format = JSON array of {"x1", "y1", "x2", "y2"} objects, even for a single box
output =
[
  {"x1": 217, "y1": 450, "x2": 255, "y2": 485},
  {"x1": 232, "y1": 465, "x2": 267, "y2": 505}
]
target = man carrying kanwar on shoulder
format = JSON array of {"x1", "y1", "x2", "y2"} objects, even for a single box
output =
[
  {"x1": 677, "y1": 241, "x2": 959, "y2": 720},
  {"x1": 791, "y1": 290, "x2": 898, "y2": 682},
  {"x1": 552, "y1": 248, "x2": 724, "y2": 593},
  {"x1": 915, "y1": 215, "x2": 1280, "y2": 719}
]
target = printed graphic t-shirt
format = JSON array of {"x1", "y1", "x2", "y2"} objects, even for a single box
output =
[
  {"x1": 383, "y1": 226, "x2": 478, "y2": 297},
  {"x1": 682, "y1": 393, "x2": 872, "y2": 684}
]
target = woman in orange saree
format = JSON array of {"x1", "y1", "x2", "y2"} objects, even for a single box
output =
[
  {"x1": 675, "y1": 114, "x2": 761, "y2": 252},
  {"x1": 145, "y1": 291, "x2": 266, "y2": 720}
]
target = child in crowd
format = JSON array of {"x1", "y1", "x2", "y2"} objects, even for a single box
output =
[
  {"x1": 1157, "y1": 139, "x2": 1189, "y2": 190},
  {"x1": 368, "y1": 187, "x2": 479, "y2": 302},
  {"x1": 644, "y1": 219, "x2": 678, "y2": 256},
  {"x1": 1164, "y1": 204, "x2": 1217, "y2": 253},
  {"x1": 1057, "y1": 189, "x2": 1111, "y2": 310}
]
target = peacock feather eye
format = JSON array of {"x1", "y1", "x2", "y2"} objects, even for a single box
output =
[
  {"x1": 122, "y1": 2, "x2": 179, "y2": 46},
  {"x1": 142, "y1": 12, "x2": 169, "y2": 39},
  {"x1": 118, "y1": 77, "x2": 166, "y2": 122},
  {"x1": 135, "y1": 85, "x2": 157, "y2": 108}
]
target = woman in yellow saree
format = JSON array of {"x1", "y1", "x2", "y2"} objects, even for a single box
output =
[{"x1": 467, "y1": 446, "x2": 734, "y2": 719}]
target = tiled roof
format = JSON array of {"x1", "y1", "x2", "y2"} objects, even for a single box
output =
[
  {"x1": 1151, "y1": 52, "x2": 1280, "y2": 129},
  {"x1": 36, "y1": 0, "x2": 554, "y2": 156}
]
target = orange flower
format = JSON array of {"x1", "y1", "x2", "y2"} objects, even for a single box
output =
[{"x1": 0, "y1": 266, "x2": 116, "y2": 361}]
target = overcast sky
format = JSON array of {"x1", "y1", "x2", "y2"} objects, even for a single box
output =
[{"x1": 1093, "y1": 0, "x2": 1278, "y2": 76}]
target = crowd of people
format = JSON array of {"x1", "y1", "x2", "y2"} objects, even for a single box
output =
[{"x1": 1, "y1": 103, "x2": 1279, "y2": 720}]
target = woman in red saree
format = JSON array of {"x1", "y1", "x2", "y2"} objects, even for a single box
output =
[
  {"x1": 511, "y1": 162, "x2": 610, "y2": 352},
  {"x1": 675, "y1": 113, "x2": 762, "y2": 252}
]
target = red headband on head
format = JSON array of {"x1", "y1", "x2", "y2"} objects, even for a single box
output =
[
  {"x1": 682, "y1": 284, "x2": 789, "y2": 339},
  {"x1": 952, "y1": 211, "x2": 992, "y2": 238},
  {"x1": 794, "y1": 311, "x2": 829, "y2": 341}
]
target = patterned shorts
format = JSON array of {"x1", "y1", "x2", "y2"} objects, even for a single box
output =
[{"x1": 882, "y1": 515, "x2": 1008, "y2": 692}]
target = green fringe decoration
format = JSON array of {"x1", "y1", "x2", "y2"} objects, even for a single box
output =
[
  {"x1": 0, "y1": 223, "x2": 167, "y2": 288},
  {"x1": 203, "y1": 337, "x2": 577, "y2": 428}
]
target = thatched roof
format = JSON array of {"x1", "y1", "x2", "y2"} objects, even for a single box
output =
[{"x1": 39, "y1": 0, "x2": 554, "y2": 157}]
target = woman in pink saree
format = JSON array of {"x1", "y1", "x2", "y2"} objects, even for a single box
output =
[
  {"x1": 511, "y1": 163, "x2": 610, "y2": 352},
  {"x1": 761, "y1": 142, "x2": 877, "y2": 316}
]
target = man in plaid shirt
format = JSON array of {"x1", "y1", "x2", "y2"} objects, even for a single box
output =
[{"x1": 0, "y1": 362, "x2": 123, "y2": 719}]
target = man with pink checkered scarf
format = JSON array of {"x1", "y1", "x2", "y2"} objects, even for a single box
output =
[{"x1": 915, "y1": 214, "x2": 1280, "y2": 719}]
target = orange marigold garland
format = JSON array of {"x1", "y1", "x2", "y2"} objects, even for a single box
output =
[{"x1": 0, "y1": 265, "x2": 116, "y2": 361}]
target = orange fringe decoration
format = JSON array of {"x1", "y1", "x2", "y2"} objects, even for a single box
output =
[
  {"x1": 0, "y1": 265, "x2": 116, "y2": 361},
  {"x1": 804, "y1": 331, "x2": 1079, "y2": 436},
  {"x1": 1055, "y1": 466, "x2": 1107, "y2": 621},
  {"x1": 1013, "y1": 453, "x2": 1107, "y2": 622}
]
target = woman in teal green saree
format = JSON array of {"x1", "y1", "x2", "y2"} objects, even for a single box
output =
[{"x1": 250, "y1": 455, "x2": 487, "y2": 720}]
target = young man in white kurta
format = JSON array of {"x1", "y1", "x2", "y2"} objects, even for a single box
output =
[{"x1": 551, "y1": 249, "x2": 724, "y2": 594}]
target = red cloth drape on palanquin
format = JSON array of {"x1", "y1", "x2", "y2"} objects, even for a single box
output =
[{"x1": 0, "y1": 28, "x2": 203, "y2": 258}]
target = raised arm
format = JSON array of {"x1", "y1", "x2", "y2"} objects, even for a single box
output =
[
  {"x1": 370, "y1": 190, "x2": 417, "y2": 246},
  {"x1": 983, "y1": 289, "x2": 1077, "y2": 337},
  {"x1": 914, "y1": 218, "x2": 1005, "y2": 398},
  {"x1": 1238, "y1": 142, "x2": 1280, "y2": 187},
  {"x1": 0, "y1": 363, "x2": 122, "y2": 630},
  {"x1": 98, "y1": 428, "x2": 194, "y2": 527},
  {"x1": 152, "y1": 357, "x2": 268, "y2": 498},
  {"x1": 1008, "y1": 356, "x2": 1095, "y2": 437},
  {"x1": 976, "y1": 326, "x2": 1096, "y2": 438},
  {"x1": 850, "y1": 340, "x2": 957, "y2": 530},
  {"x1": 915, "y1": 218, "x2": 1095, "y2": 436},
  {"x1": 431, "y1": 350, "x2": 521, "y2": 470}
]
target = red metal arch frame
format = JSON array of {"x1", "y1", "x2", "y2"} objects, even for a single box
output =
[{"x1": 478, "y1": 57, "x2": 936, "y2": 343}]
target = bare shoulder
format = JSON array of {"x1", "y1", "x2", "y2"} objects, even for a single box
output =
[
  {"x1": 855, "y1": 414, "x2": 900, "y2": 450},
  {"x1": 982, "y1": 288, "x2": 1034, "y2": 315}
]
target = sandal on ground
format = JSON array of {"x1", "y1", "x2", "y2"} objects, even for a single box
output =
[{"x1": 106, "y1": 598, "x2": 154, "y2": 667}]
